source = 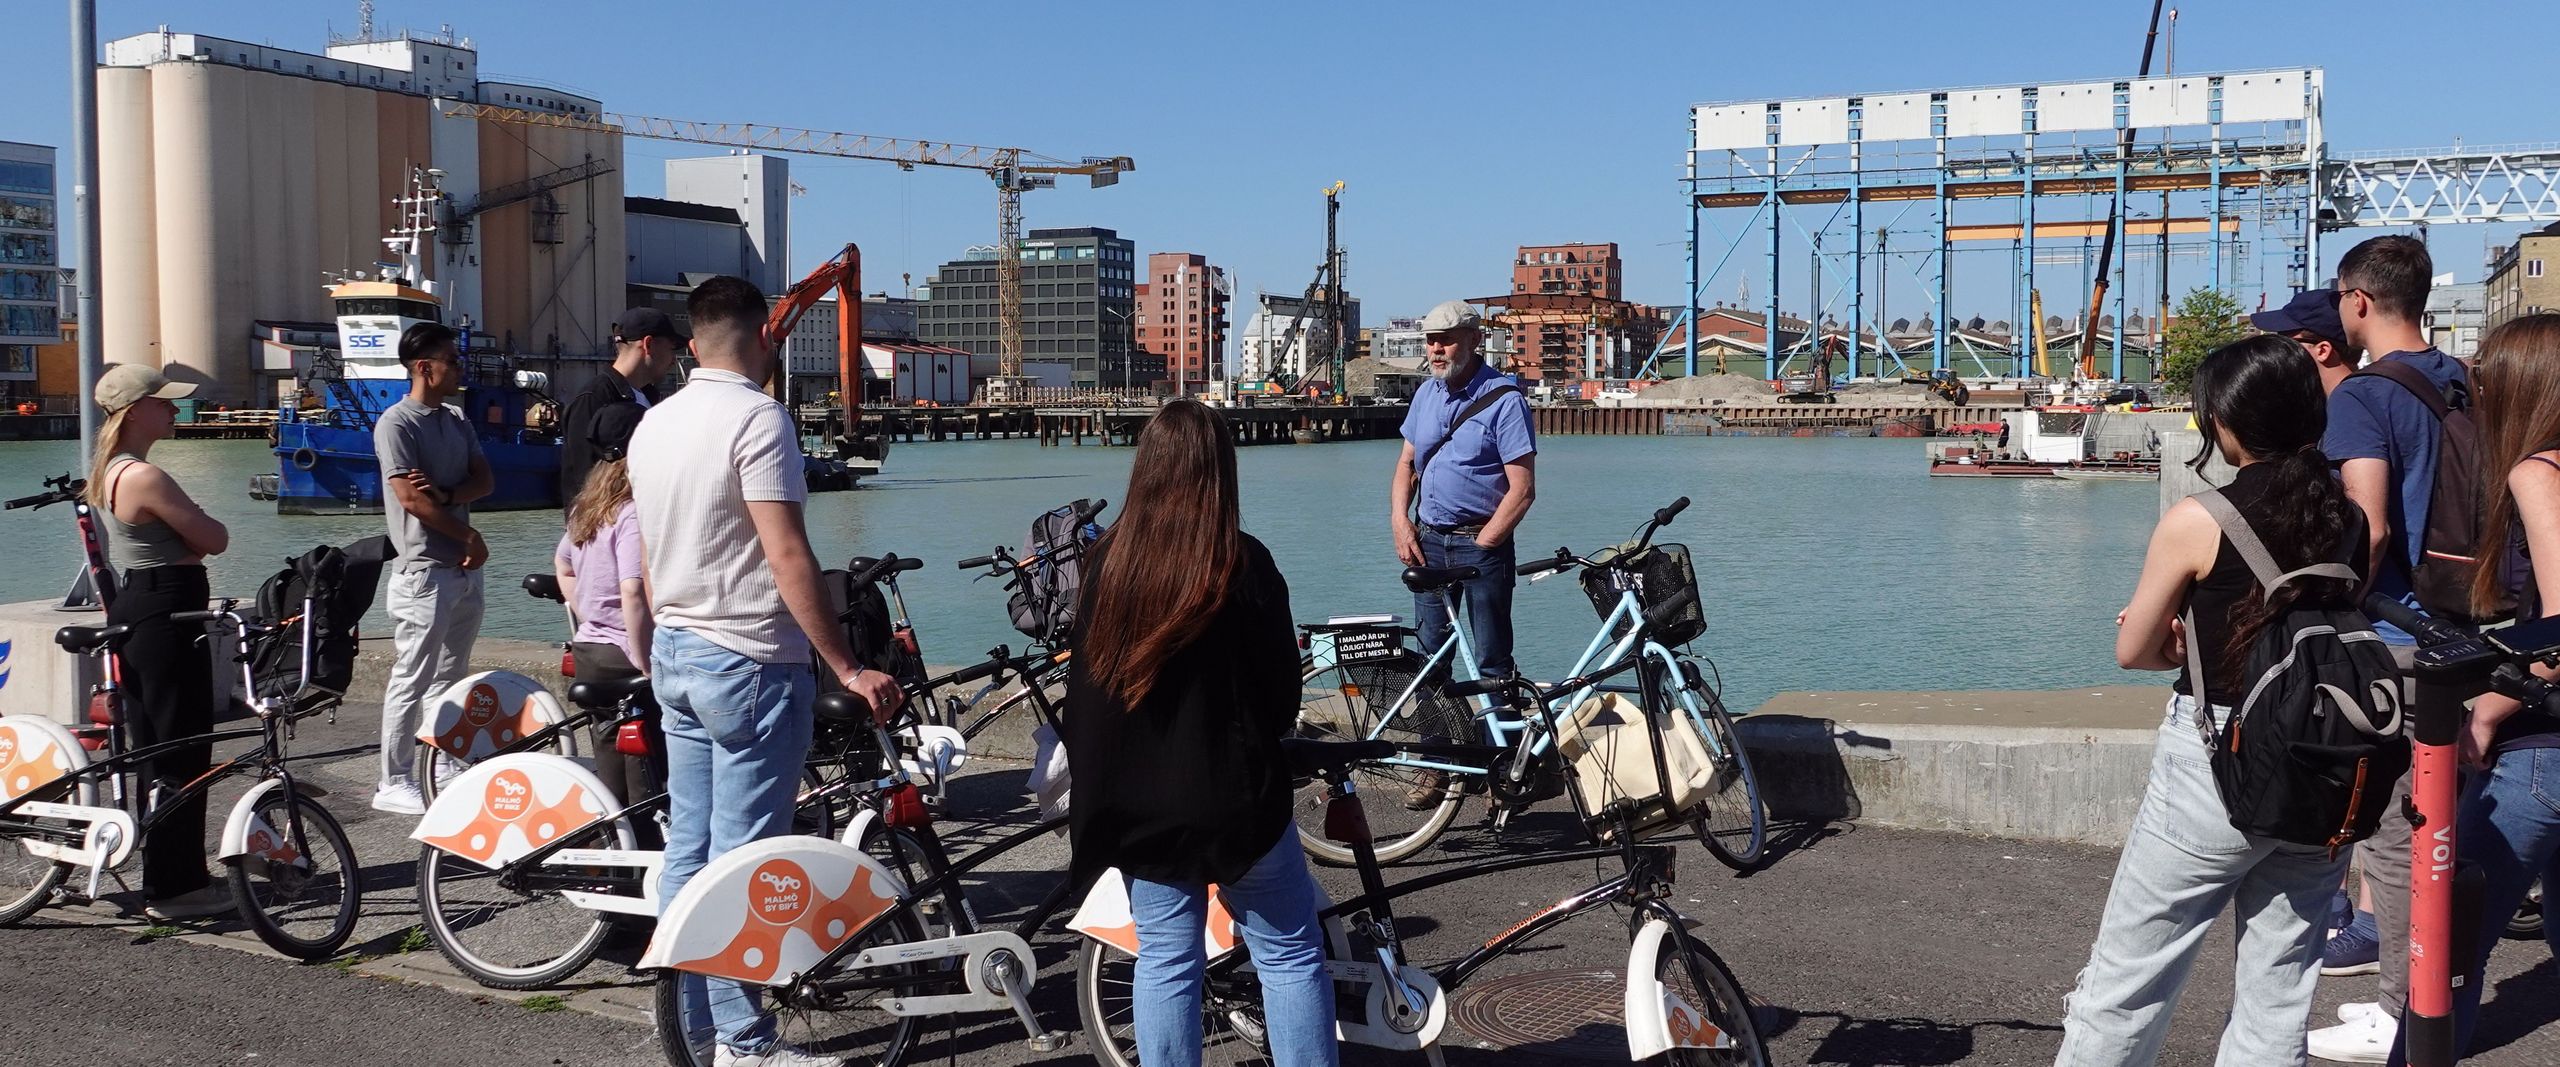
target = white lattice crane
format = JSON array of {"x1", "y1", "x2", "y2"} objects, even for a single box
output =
[{"x1": 445, "y1": 103, "x2": 1133, "y2": 403}]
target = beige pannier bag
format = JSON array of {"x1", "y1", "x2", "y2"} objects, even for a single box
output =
[{"x1": 1553, "y1": 691, "x2": 1718, "y2": 840}]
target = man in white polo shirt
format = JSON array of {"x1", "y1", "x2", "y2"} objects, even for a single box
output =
[{"x1": 627, "y1": 275, "x2": 902, "y2": 1067}]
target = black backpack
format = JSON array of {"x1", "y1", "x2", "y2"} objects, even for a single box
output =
[
  {"x1": 2351, "y1": 359, "x2": 2501, "y2": 624},
  {"x1": 249, "y1": 537, "x2": 391, "y2": 700},
  {"x1": 2182, "y1": 491, "x2": 2407, "y2": 853},
  {"x1": 1008, "y1": 500, "x2": 1105, "y2": 645},
  {"x1": 820, "y1": 567, "x2": 922, "y2": 685}
]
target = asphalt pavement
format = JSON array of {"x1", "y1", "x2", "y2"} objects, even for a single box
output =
[{"x1": 5, "y1": 698, "x2": 2559, "y2": 1066}]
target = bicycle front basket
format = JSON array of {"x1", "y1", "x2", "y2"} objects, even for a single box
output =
[{"x1": 1579, "y1": 543, "x2": 1704, "y2": 646}]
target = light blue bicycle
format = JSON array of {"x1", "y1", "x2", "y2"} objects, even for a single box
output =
[{"x1": 1294, "y1": 497, "x2": 1767, "y2": 870}]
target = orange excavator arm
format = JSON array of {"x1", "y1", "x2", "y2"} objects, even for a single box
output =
[{"x1": 765, "y1": 244, "x2": 863, "y2": 447}]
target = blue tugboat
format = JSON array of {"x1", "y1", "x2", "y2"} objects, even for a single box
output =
[{"x1": 255, "y1": 169, "x2": 562, "y2": 514}]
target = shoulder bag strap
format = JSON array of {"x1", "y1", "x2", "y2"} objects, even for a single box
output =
[
  {"x1": 2349, "y1": 359, "x2": 2453, "y2": 419},
  {"x1": 1410, "y1": 383, "x2": 1522, "y2": 516}
]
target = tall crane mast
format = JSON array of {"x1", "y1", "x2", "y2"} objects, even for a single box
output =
[{"x1": 444, "y1": 103, "x2": 1133, "y2": 406}]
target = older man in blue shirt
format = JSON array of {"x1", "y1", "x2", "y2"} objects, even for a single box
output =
[{"x1": 1389, "y1": 300, "x2": 1537, "y2": 684}]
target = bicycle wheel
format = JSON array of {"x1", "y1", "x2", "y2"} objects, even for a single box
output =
[
  {"x1": 416, "y1": 818, "x2": 629, "y2": 990},
  {"x1": 0, "y1": 837, "x2": 69, "y2": 925},
  {"x1": 1668, "y1": 674, "x2": 1766, "y2": 872},
  {"x1": 650, "y1": 905, "x2": 930, "y2": 1067},
  {"x1": 1077, "y1": 936, "x2": 1274, "y2": 1067},
  {"x1": 226, "y1": 791, "x2": 360, "y2": 961},
  {"x1": 1293, "y1": 657, "x2": 1469, "y2": 867},
  {"x1": 1650, "y1": 926, "x2": 1769, "y2": 1066}
]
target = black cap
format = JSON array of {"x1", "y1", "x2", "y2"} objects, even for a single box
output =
[
  {"x1": 612, "y1": 307, "x2": 687, "y2": 345},
  {"x1": 590, "y1": 403, "x2": 646, "y2": 463},
  {"x1": 2249, "y1": 289, "x2": 2347, "y2": 347}
]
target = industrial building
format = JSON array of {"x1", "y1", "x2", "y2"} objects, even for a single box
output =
[
  {"x1": 0, "y1": 141, "x2": 59, "y2": 405},
  {"x1": 919, "y1": 227, "x2": 1142, "y2": 389},
  {"x1": 97, "y1": 27, "x2": 625, "y2": 403}
]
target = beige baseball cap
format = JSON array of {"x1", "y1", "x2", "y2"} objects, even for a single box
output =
[
  {"x1": 94, "y1": 363, "x2": 196, "y2": 413},
  {"x1": 1419, "y1": 300, "x2": 1481, "y2": 333}
]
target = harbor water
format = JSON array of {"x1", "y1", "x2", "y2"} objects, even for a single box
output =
[{"x1": 0, "y1": 436, "x2": 2158, "y2": 710}]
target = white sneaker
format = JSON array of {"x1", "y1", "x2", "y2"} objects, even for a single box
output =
[
  {"x1": 2336, "y1": 1001, "x2": 2384, "y2": 1023},
  {"x1": 2308, "y1": 1010, "x2": 2395, "y2": 1064},
  {"x1": 714, "y1": 1045, "x2": 844, "y2": 1067},
  {"x1": 371, "y1": 779, "x2": 426, "y2": 816},
  {"x1": 143, "y1": 884, "x2": 234, "y2": 921}
]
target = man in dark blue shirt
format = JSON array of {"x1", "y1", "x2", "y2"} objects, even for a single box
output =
[
  {"x1": 1389, "y1": 300, "x2": 1537, "y2": 681},
  {"x1": 2309, "y1": 234, "x2": 2466, "y2": 1064}
]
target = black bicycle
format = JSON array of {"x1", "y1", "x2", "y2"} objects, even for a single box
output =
[{"x1": 0, "y1": 601, "x2": 361, "y2": 960}]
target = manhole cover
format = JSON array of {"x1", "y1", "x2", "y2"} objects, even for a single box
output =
[{"x1": 1448, "y1": 968, "x2": 1628, "y2": 1061}]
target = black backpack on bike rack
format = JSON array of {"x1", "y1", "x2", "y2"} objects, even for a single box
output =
[
  {"x1": 1007, "y1": 499, "x2": 1106, "y2": 646},
  {"x1": 247, "y1": 536, "x2": 391, "y2": 706}
]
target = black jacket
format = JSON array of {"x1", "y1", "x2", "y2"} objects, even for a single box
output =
[
  {"x1": 1064, "y1": 535, "x2": 1300, "y2": 888},
  {"x1": 557, "y1": 367, "x2": 655, "y2": 503}
]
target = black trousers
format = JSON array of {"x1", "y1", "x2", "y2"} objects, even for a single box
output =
[
  {"x1": 108, "y1": 565, "x2": 214, "y2": 900},
  {"x1": 570, "y1": 641, "x2": 666, "y2": 822}
]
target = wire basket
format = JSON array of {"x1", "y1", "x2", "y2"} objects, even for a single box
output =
[{"x1": 1579, "y1": 542, "x2": 1704, "y2": 646}]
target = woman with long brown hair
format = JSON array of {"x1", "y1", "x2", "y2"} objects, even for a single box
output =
[
  {"x1": 2426, "y1": 312, "x2": 2560, "y2": 1058},
  {"x1": 1063, "y1": 399, "x2": 1337, "y2": 1067}
]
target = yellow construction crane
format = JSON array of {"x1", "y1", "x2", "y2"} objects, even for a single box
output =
[{"x1": 446, "y1": 103, "x2": 1133, "y2": 403}]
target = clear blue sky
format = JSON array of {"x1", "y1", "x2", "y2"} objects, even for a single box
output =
[{"x1": 3, "y1": 0, "x2": 2551, "y2": 328}]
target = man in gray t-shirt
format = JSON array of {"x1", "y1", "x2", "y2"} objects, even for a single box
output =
[{"x1": 370, "y1": 323, "x2": 491, "y2": 815}]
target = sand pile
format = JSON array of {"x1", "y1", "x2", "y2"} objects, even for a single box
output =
[{"x1": 1630, "y1": 373, "x2": 1775, "y2": 406}]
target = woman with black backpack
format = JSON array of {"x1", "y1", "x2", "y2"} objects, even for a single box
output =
[
  {"x1": 2055, "y1": 336, "x2": 2375, "y2": 1066},
  {"x1": 2416, "y1": 312, "x2": 2560, "y2": 1060}
]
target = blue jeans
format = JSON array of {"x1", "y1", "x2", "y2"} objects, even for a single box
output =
[
  {"x1": 1414, "y1": 530, "x2": 1516, "y2": 678},
  {"x1": 1128, "y1": 830, "x2": 1338, "y2": 1067},
  {"x1": 651, "y1": 626, "x2": 816, "y2": 1056},
  {"x1": 2384, "y1": 746, "x2": 2560, "y2": 1065},
  {"x1": 2055, "y1": 695, "x2": 2349, "y2": 1067}
]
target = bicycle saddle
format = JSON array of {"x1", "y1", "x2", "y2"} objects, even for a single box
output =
[
  {"x1": 566, "y1": 675, "x2": 653, "y2": 709},
  {"x1": 522, "y1": 573, "x2": 563, "y2": 603},
  {"x1": 1399, "y1": 564, "x2": 1481, "y2": 593},
  {"x1": 1279, "y1": 737, "x2": 1397, "y2": 777},
  {"x1": 53, "y1": 624, "x2": 132, "y2": 655},
  {"x1": 814, "y1": 691, "x2": 875, "y2": 727}
]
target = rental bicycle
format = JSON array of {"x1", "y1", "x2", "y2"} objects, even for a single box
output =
[
  {"x1": 1078, "y1": 608, "x2": 1771, "y2": 1066},
  {"x1": 1294, "y1": 498, "x2": 1767, "y2": 870},
  {"x1": 930, "y1": 499, "x2": 1104, "y2": 741},
  {"x1": 0, "y1": 599, "x2": 363, "y2": 960}
]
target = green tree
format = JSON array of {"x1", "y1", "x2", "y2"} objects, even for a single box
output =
[{"x1": 2159, "y1": 287, "x2": 2251, "y2": 394}]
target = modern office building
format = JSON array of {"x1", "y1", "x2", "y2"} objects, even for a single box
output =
[
  {"x1": 0, "y1": 141, "x2": 59, "y2": 404},
  {"x1": 98, "y1": 26, "x2": 625, "y2": 402},
  {"x1": 917, "y1": 227, "x2": 1138, "y2": 388}
]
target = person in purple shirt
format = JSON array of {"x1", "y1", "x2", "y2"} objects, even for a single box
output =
[
  {"x1": 553, "y1": 403, "x2": 660, "y2": 809},
  {"x1": 2308, "y1": 234, "x2": 2469, "y2": 1064},
  {"x1": 1388, "y1": 299, "x2": 1537, "y2": 679}
]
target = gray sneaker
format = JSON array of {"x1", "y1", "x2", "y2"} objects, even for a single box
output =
[
  {"x1": 715, "y1": 1044, "x2": 846, "y2": 1067},
  {"x1": 144, "y1": 885, "x2": 234, "y2": 921}
]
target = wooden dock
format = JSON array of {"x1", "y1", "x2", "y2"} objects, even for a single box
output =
[{"x1": 808, "y1": 399, "x2": 2038, "y2": 447}]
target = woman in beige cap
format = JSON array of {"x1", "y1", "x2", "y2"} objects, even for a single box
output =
[{"x1": 87, "y1": 363, "x2": 233, "y2": 920}]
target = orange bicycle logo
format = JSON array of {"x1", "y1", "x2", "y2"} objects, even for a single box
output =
[
  {"x1": 464, "y1": 684, "x2": 501, "y2": 727},
  {"x1": 485, "y1": 769, "x2": 535, "y2": 822},
  {"x1": 748, "y1": 860, "x2": 811, "y2": 926},
  {"x1": 0, "y1": 731, "x2": 16, "y2": 767}
]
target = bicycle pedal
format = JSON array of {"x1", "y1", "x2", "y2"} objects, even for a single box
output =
[{"x1": 1023, "y1": 1031, "x2": 1070, "y2": 1054}]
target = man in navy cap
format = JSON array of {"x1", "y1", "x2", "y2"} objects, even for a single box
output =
[
  {"x1": 2250, "y1": 289, "x2": 2360, "y2": 395},
  {"x1": 559, "y1": 307, "x2": 686, "y2": 501}
]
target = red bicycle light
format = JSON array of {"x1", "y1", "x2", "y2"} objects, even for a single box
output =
[
  {"x1": 559, "y1": 647, "x2": 576, "y2": 677},
  {"x1": 614, "y1": 719, "x2": 653, "y2": 758},
  {"x1": 884, "y1": 783, "x2": 931, "y2": 829}
]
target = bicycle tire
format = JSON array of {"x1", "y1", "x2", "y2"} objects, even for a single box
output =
[
  {"x1": 1293, "y1": 657, "x2": 1467, "y2": 867},
  {"x1": 415, "y1": 818, "x2": 628, "y2": 990},
  {"x1": 227, "y1": 792, "x2": 360, "y2": 961},
  {"x1": 1670, "y1": 674, "x2": 1766, "y2": 872},
  {"x1": 649, "y1": 904, "x2": 930, "y2": 1067},
  {"x1": 1650, "y1": 925, "x2": 1770, "y2": 1066},
  {"x1": 0, "y1": 846, "x2": 68, "y2": 925},
  {"x1": 1076, "y1": 935, "x2": 1275, "y2": 1067}
]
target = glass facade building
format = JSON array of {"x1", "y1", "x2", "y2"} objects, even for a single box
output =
[{"x1": 0, "y1": 142, "x2": 55, "y2": 395}]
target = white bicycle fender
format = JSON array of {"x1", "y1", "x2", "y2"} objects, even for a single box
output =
[
  {"x1": 413, "y1": 752, "x2": 621, "y2": 867},
  {"x1": 0, "y1": 715, "x2": 93, "y2": 805},
  {"x1": 417, "y1": 670, "x2": 570, "y2": 761},
  {"x1": 1624, "y1": 917, "x2": 1733, "y2": 1058},
  {"x1": 1067, "y1": 866, "x2": 1247, "y2": 962},
  {"x1": 217, "y1": 778, "x2": 308, "y2": 868},
  {"x1": 838, "y1": 807, "x2": 879, "y2": 851},
  {"x1": 640, "y1": 835, "x2": 910, "y2": 987}
]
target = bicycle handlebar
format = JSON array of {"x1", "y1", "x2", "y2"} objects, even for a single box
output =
[
  {"x1": 956, "y1": 550, "x2": 1005, "y2": 571},
  {"x1": 1642, "y1": 585, "x2": 1700, "y2": 638},
  {"x1": 1517, "y1": 551, "x2": 1575, "y2": 578},
  {"x1": 5, "y1": 474, "x2": 82, "y2": 511},
  {"x1": 846, "y1": 553, "x2": 925, "y2": 589},
  {"x1": 1074, "y1": 497, "x2": 1109, "y2": 522},
  {"x1": 2364, "y1": 595, "x2": 2470, "y2": 649},
  {"x1": 942, "y1": 647, "x2": 1017, "y2": 688},
  {"x1": 1653, "y1": 496, "x2": 1691, "y2": 527}
]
